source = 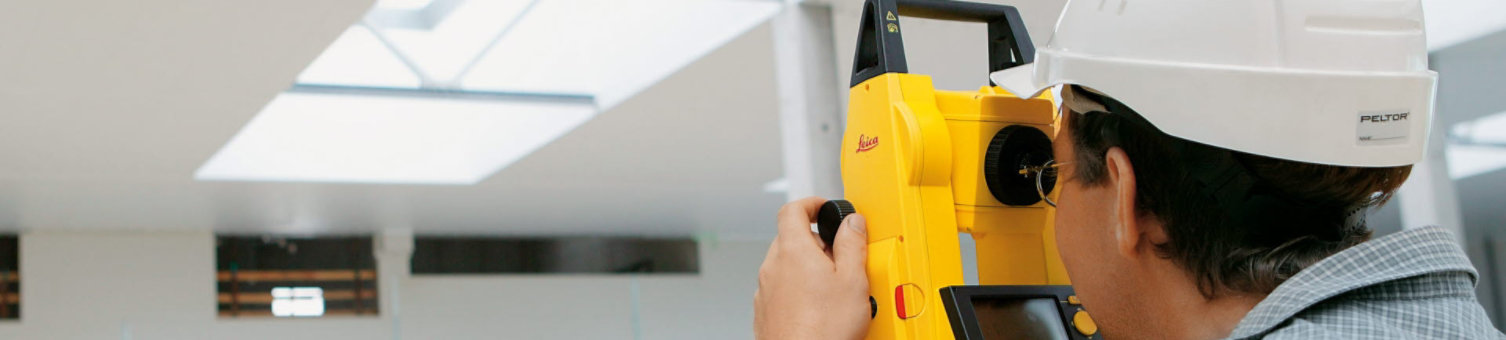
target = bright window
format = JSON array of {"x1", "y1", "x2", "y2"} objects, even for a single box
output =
[{"x1": 271, "y1": 287, "x2": 326, "y2": 318}]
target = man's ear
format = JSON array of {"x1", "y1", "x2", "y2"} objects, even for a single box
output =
[{"x1": 1103, "y1": 147, "x2": 1147, "y2": 257}]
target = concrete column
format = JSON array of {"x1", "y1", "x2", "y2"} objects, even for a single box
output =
[
  {"x1": 772, "y1": 0, "x2": 846, "y2": 201},
  {"x1": 373, "y1": 227, "x2": 413, "y2": 339}
]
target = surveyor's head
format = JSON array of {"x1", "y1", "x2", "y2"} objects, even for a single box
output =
[{"x1": 1049, "y1": 85, "x2": 1413, "y2": 336}]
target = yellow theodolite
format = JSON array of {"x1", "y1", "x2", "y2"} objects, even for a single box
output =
[{"x1": 815, "y1": 0, "x2": 1100, "y2": 339}]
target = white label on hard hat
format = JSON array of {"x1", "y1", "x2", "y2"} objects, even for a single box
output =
[{"x1": 1356, "y1": 110, "x2": 1410, "y2": 146}]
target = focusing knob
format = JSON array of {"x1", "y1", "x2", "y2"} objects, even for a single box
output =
[
  {"x1": 984, "y1": 125, "x2": 1056, "y2": 206},
  {"x1": 817, "y1": 200, "x2": 856, "y2": 249}
]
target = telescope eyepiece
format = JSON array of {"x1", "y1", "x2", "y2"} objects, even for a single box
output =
[{"x1": 984, "y1": 126, "x2": 1056, "y2": 206}]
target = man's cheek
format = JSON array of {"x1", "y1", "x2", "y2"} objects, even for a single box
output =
[
  {"x1": 1054, "y1": 219, "x2": 1084, "y2": 271},
  {"x1": 1053, "y1": 190, "x2": 1092, "y2": 278},
  {"x1": 1057, "y1": 231, "x2": 1086, "y2": 271}
]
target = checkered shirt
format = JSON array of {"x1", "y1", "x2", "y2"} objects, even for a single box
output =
[{"x1": 1227, "y1": 226, "x2": 1505, "y2": 339}]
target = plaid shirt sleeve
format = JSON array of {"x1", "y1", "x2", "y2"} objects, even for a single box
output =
[{"x1": 1226, "y1": 226, "x2": 1506, "y2": 340}]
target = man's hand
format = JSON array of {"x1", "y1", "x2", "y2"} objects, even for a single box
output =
[{"x1": 754, "y1": 197, "x2": 870, "y2": 340}]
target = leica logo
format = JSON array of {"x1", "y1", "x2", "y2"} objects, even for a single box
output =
[{"x1": 856, "y1": 134, "x2": 879, "y2": 153}]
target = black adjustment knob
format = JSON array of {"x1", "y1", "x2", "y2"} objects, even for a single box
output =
[
  {"x1": 984, "y1": 125, "x2": 1056, "y2": 206},
  {"x1": 817, "y1": 200, "x2": 856, "y2": 250}
]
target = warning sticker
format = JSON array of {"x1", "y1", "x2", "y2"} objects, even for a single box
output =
[{"x1": 1356, "y1": 110, "x2": 1410, "y2": 145}]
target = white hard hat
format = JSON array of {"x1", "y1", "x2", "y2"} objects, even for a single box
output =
[{"x1": 991, "y1": 0, "x2": 1438, "y2": 167}]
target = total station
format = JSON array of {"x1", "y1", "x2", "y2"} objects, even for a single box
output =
[{"x1": 815, "y1": 1, "x2": 1101, "y2": 339}]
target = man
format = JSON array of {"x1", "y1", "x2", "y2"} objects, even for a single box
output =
[{"x1": 754, "y1": 0, "x2": 1504, "y2": 339}]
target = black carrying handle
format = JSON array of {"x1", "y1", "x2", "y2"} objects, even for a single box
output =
[{"x1": 849, "y1": 0, "x2": 1035, "y2": 87}]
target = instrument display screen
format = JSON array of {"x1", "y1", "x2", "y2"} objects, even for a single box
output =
[
  {"x1": 941, "y1": 285, "x2": 1087, "y2": 340},
  {"x1": 970, "y1": 297, "x2": 1068, "y2": 340}
]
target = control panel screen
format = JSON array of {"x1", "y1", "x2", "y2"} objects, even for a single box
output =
[{"x1": 970, "y1": 297, "x2": 1068, "y2": 340}]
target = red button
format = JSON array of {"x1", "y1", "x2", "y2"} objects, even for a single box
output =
[{"x1": 894, "y1": 285, "x2": 906, "y2": 319}]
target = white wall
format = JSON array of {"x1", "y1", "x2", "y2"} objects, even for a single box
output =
[
  {"x1": 398, "y1": 239, "x2": 764, "y2": 340},
  {"x1": 0, "y1": 231, "x2": 218, "y2": 339},
  {"x1": 0, "y1": 231, "x2": 768, "y2": 340}
]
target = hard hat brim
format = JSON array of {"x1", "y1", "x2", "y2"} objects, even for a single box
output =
[{"x1": 990, "y1": 64, "x2": 1052, "y2": 99}]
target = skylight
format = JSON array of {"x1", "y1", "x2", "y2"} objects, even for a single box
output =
[
  {"x1": 1446, "y1": 145, "x2": 1506, "y2": 179},
  {"x1": 298, "y1": 0, "x2": 781, "y2": 108},
  {"x1": 197, "y1": 0, "x2": 780, "y2": 184},
  {"x1": 457, "y1": 0, "x2": 783, "y2": 108},
  {"x1": 296, "y1": 26, "x2": 422, "y2": 88},
  {"x1": 378, "y1": 0, "x2": 437, "y2": 10},
  {"x1": 1447, "y1": 111, "x2": 1506, "y2": 179},
  {"x1": 195, "y1": 91, "x2": 595, "y2": 184}
]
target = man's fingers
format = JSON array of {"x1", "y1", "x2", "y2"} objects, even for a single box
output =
[
  {"x1": 833, "y1": 214, "x2": 868, "y2": 280},
  {"x1": 811, "y1": 231, "x2": 829, "y2": 254},
  {"x1": 776, "y1": 197, "x2": 828, "y2": 243}
]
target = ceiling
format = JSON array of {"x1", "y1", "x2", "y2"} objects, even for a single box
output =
[
  {"x1": 0, "y1": 0, "x2": 787, "y2": 237},
  {"x1": 0, "y1": 0, "x2": 1501, "y2": 240}
]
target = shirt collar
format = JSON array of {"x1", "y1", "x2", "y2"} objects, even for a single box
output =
[{"x1": 1226, "y1": 226, "x2": 1479, "y2": 339}]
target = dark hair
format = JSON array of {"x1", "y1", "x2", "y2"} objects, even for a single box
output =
[{"x1": 1065, "y1": 86, "x2": 1412, "y2": 298}]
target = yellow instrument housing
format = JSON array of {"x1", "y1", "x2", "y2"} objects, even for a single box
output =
[{"x1": 842, "y1": 72, "x2": 1067, "y2": 339}]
